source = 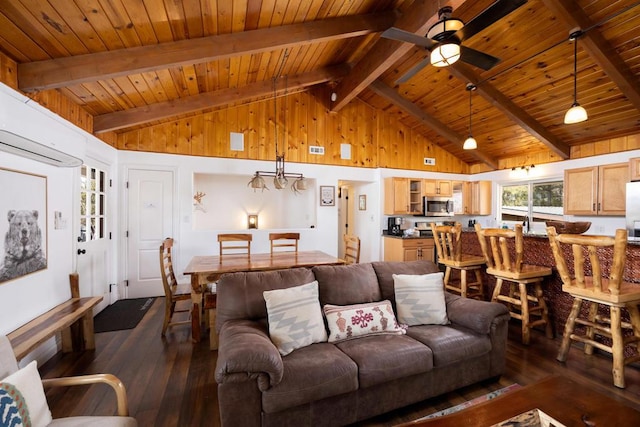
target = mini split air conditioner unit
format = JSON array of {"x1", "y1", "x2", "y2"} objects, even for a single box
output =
[{"x1": 0, "y1": 83, "x2": 86, "y2": 167}]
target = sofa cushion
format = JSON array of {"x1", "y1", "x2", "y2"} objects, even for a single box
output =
[
  {"x1": 393, "y1": 272, "x2": 449, "y2": 326},
  {"x1": 371, "y1": 260, "x2": 440, "y2": 303},
  {"x1": 263, "y1": 281, "x2": 328, "y2": 356},
  {"x1": 335, "y1": 334, "x2": 433, "y2": 388},
  {"x1": 323, "y1": 300, "x2": 405, "y2": 343},
  {"x1": 0, "y1": 360, "x2": 52, "y2": 427},
  {"x1": 406, "y1": 325, "x2": 492, "y2": 367},
  {"x1": 312, "y1": 263, "x2": 382, "y2": 306},
  {"x1": 216, "y1": 267, "x2": 316, "y2": 331},
  {"x1": 262, "y1": 343, "x2": 358, "y2": 413}
]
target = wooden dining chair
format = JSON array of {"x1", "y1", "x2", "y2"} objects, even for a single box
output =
[
  {"x1": 431, "y1": 222, "x2": 485, "y2": 299},
  {"x1": 269, "y1": 232, "x2": 300, "y2": 254},
  {"x1": 159, "y1": 238, "x2": 192, "y2": 336},
  {"x1": 343, "y1": 234, "x2": 361, "y2": 264},
  {"x1": 218, "y1": 233, "x2": 252, "y2": 257},
  {"x1": 547, "y1": 227, "x2": 640, "y2": 388},
  {"x1": 474, "y1": 223, "x2": 553, "y2": 345}
]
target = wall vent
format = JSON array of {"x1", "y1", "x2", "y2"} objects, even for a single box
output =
[
  {"x1": 424, "y1": 157, "x2": 436, "y2": 166},
  {"x1": 309, "y1": 146, "x2": 325, "y2": 155}
]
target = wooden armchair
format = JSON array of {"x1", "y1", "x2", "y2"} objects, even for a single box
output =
[
  {"x1": 547, "y1": 227, "x2": 640, "y2": 388},
  {"x1": 0, "y1": 335, "x2": 137, "y2": 426}
]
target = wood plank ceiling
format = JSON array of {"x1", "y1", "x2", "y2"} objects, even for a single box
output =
[{"x1": 0, "y1": 0, "x2": 638, "y2": 169}]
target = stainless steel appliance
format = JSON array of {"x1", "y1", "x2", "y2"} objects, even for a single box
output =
[
  {"x1": 626, "y1": 182, "x2": 640, "y2": 237},
  {"x1": 388, "y1": 217, "x2": 403, "y2": 236},
  {"x1": 422, "y1": 196, "x2": 454, "y2": 217}
]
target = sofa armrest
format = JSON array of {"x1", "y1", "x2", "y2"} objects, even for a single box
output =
[
  {"x1": 215, "y1": 319, "x2": 283, "y2": 391},
  {"x1": 445, "y1": 293, "x2": 509, "y2": 335}
]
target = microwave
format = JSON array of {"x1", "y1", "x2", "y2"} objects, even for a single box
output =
[{"x1": 422, "y1": 196, "x2": 454, "y2": 217}]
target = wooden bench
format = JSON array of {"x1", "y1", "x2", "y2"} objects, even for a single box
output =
[{"x1": 7, "y1": 273, "x2": 103, "y2": 361}]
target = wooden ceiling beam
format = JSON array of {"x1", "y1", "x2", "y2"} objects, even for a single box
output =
[
  {"x1": 93, "y1": 64, "x2": 350, "y2": 133},
  {"x1": 449, "y1": 63, "x2": 571, "y2": 159},
  {"x1": 17, "y1": 12, "x2": 394, "y2": 92},
  {"x1": 330, "y1": 0, "x2": 466, "y2": 112},
  {"x1": 541, "y1": 0, "x2": 640, "y2": 112},
  {"x1": 369, "y1": 79, "x2": 499, "y2": 170}
]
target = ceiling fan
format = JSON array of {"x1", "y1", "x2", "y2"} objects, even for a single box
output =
[{"x1": 381, "y1": 0, "x2": 528, "y2": 83}]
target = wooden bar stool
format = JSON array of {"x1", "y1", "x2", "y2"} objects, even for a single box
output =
[
  {"x1": 430, "y1": 222, "x2": 485, "y2": 299},
  {"x1": 547, "y1": 227, "x2": 640, "y2": 388},
  {"x1": 474, "y1": 223, "x2": 553, "y2": 345}
]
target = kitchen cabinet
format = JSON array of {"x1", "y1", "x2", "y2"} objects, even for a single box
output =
[
  {"x1": 452, "y1": 180, "x2": 491, "y2": 215},
  {"x1": 423, "y1": 179, "x2": 452, "y2": 197},
  {"x1": 384, "y1": 237, "x2": 434, "y2": 262},
  {"x1": 564, "y1": 163, "x2": 628, "y2": 216},
  {"x1": 630, "y1": 157, "x2": 640, "y2": 181},
  {"x1": 384, "y1": 177, "x2": 423, "y2": 215}
]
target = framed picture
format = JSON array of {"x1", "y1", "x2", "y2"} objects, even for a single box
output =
[
  {"x1": 0, "y1": 168, "x2": 48, "y2": 284},
  {"x1": 359, "y1": 194, "x2": 367, "y2": 211},
  {"x1": 320, "y1": 185, "x2": 335, "y2": 206}
]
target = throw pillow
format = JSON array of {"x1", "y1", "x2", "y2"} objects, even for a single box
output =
[
  {"x1": 1, "y1": 360, "x2": 52, "y2": 427},
  {"x1": 393, "y1": 272, "x2": 449, "y2": 326},
  {"x1": 263, "y1": 281, "x2": 328, "y2": 356},
  {"x1": 323, "y1": 300, "x2": 405, "y2": 343},
  {"x1": 0, "y1": 382, "x2": 30, "y2": 426}
]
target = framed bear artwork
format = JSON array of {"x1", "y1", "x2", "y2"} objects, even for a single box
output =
[{"x1": 0, "y1": 168, "x2": 48, "y2": 284}]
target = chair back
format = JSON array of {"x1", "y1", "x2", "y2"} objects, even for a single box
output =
[
  {"x1": 218, "y1": 233, "x2": 252, "y2": 257},
  {"x1": 343, "y1": 234, "x2": 361, "y2": 264},
  {"x1": 269, "y1": 232, "x2": 300, "y2": 254},
  {"x1": 431, "y1": 222, "x2": 462, "y2": 263},
  {"x1": 160, "y1": 238, "x2": 179, "y2": 297},
  {"x1": 547, "y1": 227, "x2": 627, "y2": 296},
  {"x1": 474, "y1": 223, "x2": 524, "y2": 274}
]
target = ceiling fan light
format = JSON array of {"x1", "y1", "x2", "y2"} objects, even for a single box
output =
[
  {"x1": 427, "y1": 17, "x2": 464, "y2": 40},
  {"x1": 463, "y1": 136, "x2": 477, "y2": 150},
  {"x1": 564, "y1": 103, "x2": 588, "y2": 124},
  {"x1": 431, "y1": 43, "x2": 460, "y2": 67}
]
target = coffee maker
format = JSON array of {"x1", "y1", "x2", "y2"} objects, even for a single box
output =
[{"x1": 388, "y1": 217, "x2": 403, "y2": 236}]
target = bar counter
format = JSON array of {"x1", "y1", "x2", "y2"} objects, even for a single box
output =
[{"x1": 460, "y1": 230, "x2": 640, "y2": 341}]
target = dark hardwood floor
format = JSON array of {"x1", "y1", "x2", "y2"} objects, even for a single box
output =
[{"x1": 40, "y1": 298, "x2": 640, "y2": 426}]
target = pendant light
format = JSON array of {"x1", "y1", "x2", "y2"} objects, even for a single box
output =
[
  {"x1": 463, "y1": 83, "x2": 477, "y2": 150},
  {"x1": 564, "y1": 30, "x2": 588, "y2": 124}
]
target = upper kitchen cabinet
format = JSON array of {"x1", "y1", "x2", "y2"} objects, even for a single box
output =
[
  {"x1": 630, "y1": 158, "x2": 640, "y2": 181},
  {"x1": 452, "y1": 180, "x2": 491, "y2": 215},
  {"x1": 564, "y1": 163, "x2": 628, "y2": 216},
  {"x1": 423, "y1": 179, "x2": 452, "y2": 197},
  {"x1": 384, "y1": 177, "x2": 423, "y2": 215}
]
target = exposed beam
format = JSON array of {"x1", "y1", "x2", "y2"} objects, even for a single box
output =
[
  {"x1": 18, "y1": 12, "x2": 394, "y2": 92},
  {"x1": 369, "y1": 79, "x2": 499, "y2": 170},
  {"x1": 330, "y1": 0, "x2": 466, "y2": 112},
  {"x1": 449, "y1": 63, "x2": 571, "y2": 159},
  {"x1": 541, "y1": 0, "x2": 640, "y2": 112},
  {"x1": 93, "y1": 64, "x2": 350, "y2": 133}
]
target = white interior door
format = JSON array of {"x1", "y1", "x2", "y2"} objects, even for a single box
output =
[
  {"x1": 126, "y1": 169, "x2": 174, "y2": 298},
  {"x1": 77, "y1": 162, "x2": 111, "y2": 311}
]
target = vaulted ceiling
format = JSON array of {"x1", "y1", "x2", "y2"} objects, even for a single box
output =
[{"x1": 0, "y1": 0, "x2": 639, "y2": 169}]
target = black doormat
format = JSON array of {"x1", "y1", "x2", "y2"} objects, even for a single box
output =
[{"x1": 94, "y1": 297, "x2": 155, "y2": 333}]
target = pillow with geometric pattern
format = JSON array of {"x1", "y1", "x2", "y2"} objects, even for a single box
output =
[
  {"x1": 393, "y1": 272, "x2": 449, "y2": 326},
  {"x1": 323, "y1": 300, "x2": 406, "y2": 343},
  {"x1": 263, "y1": 281, "x2": 328, "y2": 356},
  {"x1": 0, "y1": 360, "x2": 53, "y2": 427}
]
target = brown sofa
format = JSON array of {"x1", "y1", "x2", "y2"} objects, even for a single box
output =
[{"x1": 215, "y1": 260, "x2": 510, "y2": 427}]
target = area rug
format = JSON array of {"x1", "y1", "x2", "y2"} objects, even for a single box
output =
[
  {"x1": 417, "y1": 383, "x2": 522, "y2": 420},
  {"x1": 94, "y1": 297, "x2": 155, "y2": 333}
]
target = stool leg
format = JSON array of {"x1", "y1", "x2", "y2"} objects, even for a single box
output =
[
  {"x1": 460, "y1": 269, "x2": 468, "y2": 298},
  {"x1": 534, "y1": 283, "x2": 553, "y2": 339},
  {"x1": 444, "y1": 266, "x2": 452, "y2": 288},
  {"x1": 558, "y1": 298, "x2": 582, "y2": 362},
  {"x1": 473, "y1": 268, "x2": 484, "y2": 300},
  {"x1": 491, "y1": 278, "x2": 503, "y2": 303},
  {"x1": 628, "y1": 304, "x2": 640, "y2": 353},
  {"x1": 610, "y1": 306, "x2": 625, "y2": 388},
  {"x1": 584, "y1": 302, "x2": 599, "y2": 355},
  {"x1": 519, "y1": 282, "x2": 530, "y2": 345}
]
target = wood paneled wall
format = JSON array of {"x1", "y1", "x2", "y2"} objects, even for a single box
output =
[{"x1": 116, "y1": 90, "x2": 472, "y2": 173}]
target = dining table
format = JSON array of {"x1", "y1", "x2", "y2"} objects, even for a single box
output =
[{"x1": 183, "y1": 250, "x2": 346, "y2": 345}]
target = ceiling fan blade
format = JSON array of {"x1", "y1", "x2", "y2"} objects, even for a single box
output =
[
  {"x1": 395, "y1": 56, "x2": 432, "y2": 84},
  {"x1": 460, "y1": 46, "x2": 500, "y2": 71},
  {"x1": 380, "y1": 27, "x2": 435, "y2": 49},
  {"x1": 456, "y1": 0, "x2": 528, "y2": 42}
]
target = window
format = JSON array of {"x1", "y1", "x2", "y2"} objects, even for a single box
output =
[
  {"x1": 79, "y1": 165, "x2": 106, "y2": 242},
  {"x1": 501, "y1": 180, "x2": 563, "y2": 224}
]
